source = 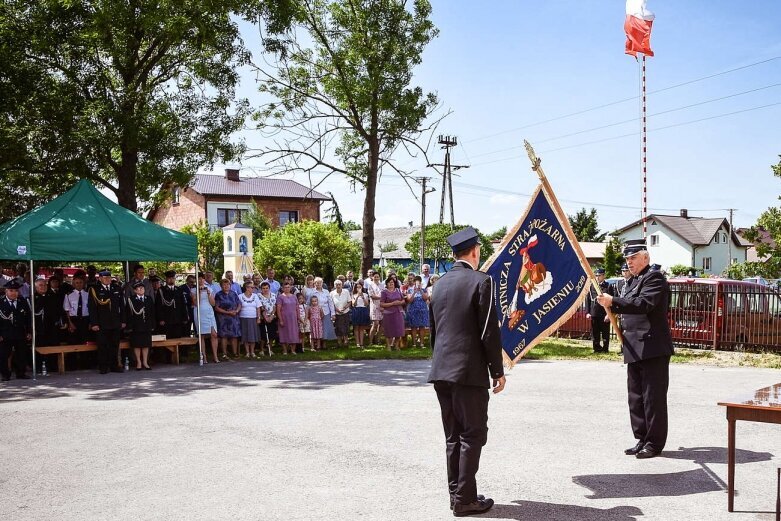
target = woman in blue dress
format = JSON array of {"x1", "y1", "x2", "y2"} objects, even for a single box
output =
[
  {"x1": 192, "y1": 273, "x2": 220, "y2": 363},
  {"x1": 405, "y1": 275, "x2": 430, "y2": 347},
  {"x1": 214, "y1": 278, "x2": 242, "y2": 359}
]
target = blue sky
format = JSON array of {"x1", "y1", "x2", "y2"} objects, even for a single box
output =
[{"x1": 225, "y1": 0, "x2": 781, "y2": 236}]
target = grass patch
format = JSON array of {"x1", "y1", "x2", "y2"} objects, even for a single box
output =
[{"x1": 184, "y1": 338, "x2": 781, "y2": 369}]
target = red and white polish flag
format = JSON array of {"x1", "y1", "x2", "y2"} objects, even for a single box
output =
[{"x1": 625, "y1": 0, "x2": 655, "y2": 57}]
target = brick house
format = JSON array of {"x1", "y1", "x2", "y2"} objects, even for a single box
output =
[{"x1": 148, "y1": 169, "x2": 331, "y2": 230}]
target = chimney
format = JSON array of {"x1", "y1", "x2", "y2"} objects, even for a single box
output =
[
  {"x1": 680, "y1": 208, "x2": 688, "y2": 219},
  {"x1": 225, "y1": 168, "x2": 240, "y2": 182}
]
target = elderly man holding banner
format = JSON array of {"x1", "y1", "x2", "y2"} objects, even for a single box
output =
[{"x1": 597, "y1": 238, "x2": 674, "y2": 459}]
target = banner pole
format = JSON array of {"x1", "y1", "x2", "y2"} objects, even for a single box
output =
[{"x1": 524, "y1": 141, "x2": 624, "y2": 347}]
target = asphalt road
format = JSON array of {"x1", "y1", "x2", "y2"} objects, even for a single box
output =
[{"x1": 0, "y1": 359, "x2": 779, "y2": 521}]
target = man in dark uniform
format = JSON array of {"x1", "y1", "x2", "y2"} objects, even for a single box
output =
[
  {"x1": 0, "y1": 280, "x2": 32, "y2": 381},
  {"x1": 597, "y1": 238, "x2": 674, "y2": 459},
  {"x1": 614, "y1": 264, "x2": 631, "y2": 297},
  {"x1": 32, "y1": 277, "x2": 54, "y2": 347},
  {"x1": 88, "y1": 270, "x2": 126, "y2": 374},
  {"x1": 155, "y1": 270, "x2": 189, "y2": 339},
  {"x1": 428, "y1": 227, "x2": 506, "y2": 517},
  {"x1": 585, "y1": 268, "x2": 613, "y2": 353}
]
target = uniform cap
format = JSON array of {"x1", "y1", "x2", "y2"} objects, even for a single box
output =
[
  {"x1": 132, "y1": 281, "x2": 146, "y2": 289},
  {"x1": 149, "y1": 276, "x2": 161, "y2": 283},
  {"x1": 622, "y1": 238, "x2": 647, "y2": 258},
  {"x1": 594, "y1": 268, "x2": 606, "y2": 275},
  {"x1": 621, "y1": 263, "x2": 629, "y2": 271},
  {"x1": 98, "y1": 269, "x2": 111, "y2": 277},
  {"x1": 164, "y1": 270, "x2": 176, "y2": 278},
  {"x1": 5, "y1": 280, "x2": 22, "y2": 289},
  {"x1": 446, "y1": 227, "x2": 480, "y2": 253}
]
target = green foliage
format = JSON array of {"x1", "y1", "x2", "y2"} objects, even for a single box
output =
[
  {"x1": 487, "y1": 226, "x2": 508, "y2": 242},
  {"x1": 602, "y1": 236, "x2": 623, "y2": 277},
  {"x1": 669, "y1": 264, "x2": 696, "y2": 277},
  {"x1": 405, "y1": 223, "x2": 491, "y2": 267},
  {"x1": 243, "y1": 200, "x2": 272, "y2": 243},
  {"x1": 373, "y1": 260, "x2": 410, "y2": 279},
  {"x1": 569, "y1": 208, "x2": 606, "y2": 242},
  {"x1": 253, "y1": 221, "x2": 360, "y2": 283},
  {"x1": 253, "y1": 0, "x2": 440, "y2": 275},
  {"x1": 724, "y1": 261, "x2": 776, "y2": 280},
  {"x1": 181, "y1": 221, "x2": 224, "y2": 274},
  {"x1": 0, "y1": 0, "x2": 293, "y2": 211},
  {"x1": 342, "y1": 220, "x2": 362, "y2": 232}
]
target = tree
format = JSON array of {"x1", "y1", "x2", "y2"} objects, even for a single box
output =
[
  {"x1": 181, "y1": 221, "x2": 224, "y2": 274},
  {"x1": 243, "y1": 200, "x2": 272, "y2": 243},
  {"x1": 738, "y1": 155, "x2": 781, "y2": 278},
  {"x1": 487, "y1": 226, "x2": 508, "y2": 242},
  {"x1": 0, "y1": 1, "x2": 294, "y2": 213},
  {"x1": 251, "y1": 0, "x2": 440, "y2": 278},
  {"x1": 342, "y1": 220, "x2": 362, "y2": 232},
  {"x1": 254, "y1": 221, "x2": 360, "y2": 283},
  {"x1": 405, "y1": 223, "x2": 491, "y2": 270},
  {"x1": 569, "y1": 208, "x2": 606, "y2": 242},
  {"x1": 602, "y1": 236, "x2": 623, "y2": 277}
]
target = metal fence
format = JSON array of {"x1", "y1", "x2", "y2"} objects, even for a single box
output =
[{"x1": 553, "y1": 282, "x2": 781, "y2": 353}]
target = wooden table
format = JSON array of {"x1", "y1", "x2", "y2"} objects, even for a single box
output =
[
  {"x1": 718, "y1": 383, "x2": 781, "y2": 512},
  {"x1": 36, "y1": 337, "x2": 199, "y2": 374}
]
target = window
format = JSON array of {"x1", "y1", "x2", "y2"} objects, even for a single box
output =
[
  {"x1": 702, "y1": 257, "x2": 712, "y2": 271},
  {"x1": 227, "y1": 237, "x2": 233, "y2": 252},
  {"x1": 217, "y1": 208, "x2": 245, "y2": 227},
  {"x1": 714, "y1": 234, "x2": 720, "y2": 244},
  {"x1": 650, "y1": 234, "x2": 659, "y2": 246},
  {"x1": 722, "y1": 232, "x2": 728, "y2": 243},
  {"x1": 279, "y1": 210, "x2": 299, "y2": 226},
  {"x1": 172, "y1": 186, "x2": 180, "y2": 205}
]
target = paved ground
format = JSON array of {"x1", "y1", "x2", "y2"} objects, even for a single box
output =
[{"x1": 0, "y1": 358, "x2": 779, "y2": 521}]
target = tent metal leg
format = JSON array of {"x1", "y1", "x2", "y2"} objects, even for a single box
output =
[{"x1": 30, "y1": 259, "x2": 37, "y2": 381}]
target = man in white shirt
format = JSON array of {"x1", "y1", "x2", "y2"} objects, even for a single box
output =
[
  {"x1": 421, "y1": 263, "x2": 432, "y2": 288},
  {"x1": 63, "y1": 275, "x2": 90, "y2": 344}
]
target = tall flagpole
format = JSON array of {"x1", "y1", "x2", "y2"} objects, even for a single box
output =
[{"x1": 641, "y1": 54, "x2": 648, "y2": 238}]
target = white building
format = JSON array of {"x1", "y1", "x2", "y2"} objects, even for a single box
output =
[{"x1": 615, "y1": 210, "x2": 751, "y2": 275}]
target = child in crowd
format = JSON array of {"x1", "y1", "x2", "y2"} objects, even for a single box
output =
[
  {"x1": 297, "y1": 292, "x2": 310, "y2": 351},
  {"x1": 308, "y1": 295, "x2": 325, "y2": 351}
]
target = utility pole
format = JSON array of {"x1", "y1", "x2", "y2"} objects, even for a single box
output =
[
  {"x1": 427, "y1": 135, "x2": 468, "y2": 229},
  {"x1": 413, "y1": 177, "x2": 436, "y2": 272},
  {"x1": 728, "y1": 208, "x2": 735, "y2": 270}
]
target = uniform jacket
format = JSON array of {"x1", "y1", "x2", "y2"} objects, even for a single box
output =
[
  {"x1": 610, "y1": 265, "x2": 674, "y2": 364},
  {"x1": 155, "y1": 285, "x2": 189, "y2": 325},
  {"x1": 88, "y1": 284, "x2": 126, "y2": 330},
  {"x1": 428, "y1": 261, "x2": 504, "y2": 388},
  {"x1": 126, "y1": 295, "x2": 156, "y2": 333},
  {"x1": 0, "y1": 296, "x2": 32, "y2": 340},
  {"x1": 585, "y1": 280, "x2": 613, "y2": 318}
]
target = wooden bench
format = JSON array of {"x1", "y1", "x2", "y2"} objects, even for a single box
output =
[{"x1": 36, "y1": 337, "x2": 199, "y2": 374}]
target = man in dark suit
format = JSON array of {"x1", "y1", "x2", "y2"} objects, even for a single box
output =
[
  {"x1": 597, "y1": 238, "x2": 674, "y2": 459},
  {"x1": 0, "y1": 280, "x2": 32, "y2": 381},
  {"x1": 88, "y1": 270, "x2": 126, "y2": 374},
  {"x1": 155, "y1": 270, "x2": 189, "y2": 339},
  {"x1": 428, "y1": 227, "x2": 506, "y2": 517},
  {"x1": 585, "y1": 268, "x2": 613, "y2": 353}
]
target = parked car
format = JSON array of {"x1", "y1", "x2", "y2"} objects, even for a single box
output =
[{"x1": 668, "y1": 277, "x2": 781, "y2": 351}]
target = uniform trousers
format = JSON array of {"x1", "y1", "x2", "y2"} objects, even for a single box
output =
[
  {"x1": 96, "y1": 329, "x2": 120, "y2": 371},
  {"x1": 627, "y1": 355, "x2": 670, "y2": 451},
  {"x1": 434, "y1": 381, "x2": 489, "y2": 505},
  {"x1": 1, "y1": 338, "x2": 29, "y2": 378},
  {"x1": 591, "y1": 315, "x2": 610, "y2": 352}
]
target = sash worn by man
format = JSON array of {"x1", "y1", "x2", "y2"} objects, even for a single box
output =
[
  {"x1": 597, "y1": 238, "x2": 674, "y2": 459},
  {"x1": 428, "y1": 227, "x2": 506, "y2": 517}
]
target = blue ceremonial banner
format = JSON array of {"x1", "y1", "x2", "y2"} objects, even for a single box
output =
[{"x1": 481, "y1": 184, "x2": 591, "y2": 365}]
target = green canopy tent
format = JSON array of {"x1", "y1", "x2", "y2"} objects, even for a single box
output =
[{"x1": 0, "y1": 179, "x2": 200, "y2": 378}]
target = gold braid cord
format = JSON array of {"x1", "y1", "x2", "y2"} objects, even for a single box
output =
[{"x1": 90, "y1": 287, "x2": 112, "y2": 310}]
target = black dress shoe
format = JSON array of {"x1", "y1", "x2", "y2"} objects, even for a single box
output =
[
  {"x1": 453, "y1": 497, "x2": 494, "y2": 517},
  {"x1": 110, "y1": 367, "x2": 123, "y2": 373},
  {"x1": 144, "y1": 366, "x2": 152, "y2": 370},
  {"x1": 451, "y1": 494, "x2": 485, "y2": 510},
  {"x1": 624, "y1": 441, "x2": 645, "y2": 455},
  {"x1": 636, "y1": 447, "x2": 662, "y2": 459},
  {"x1": 16, "y1": 374, "x2": 31, "y2": 380},
  {"x1": 1, "y1": 376, "x2": 10, "y2": 382}
]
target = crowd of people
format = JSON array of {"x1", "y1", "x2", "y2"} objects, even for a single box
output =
[{"x1": 0, "y1": 262, "x2": 441, "y2": 380}]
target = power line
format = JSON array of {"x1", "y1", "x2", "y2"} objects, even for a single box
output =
[
  {"x1": 469, "y1": 100, "x2": 781, "y2": 166},
  {"x1": 469, "y1": 82, "x2": 781, "y2": 157},
  {"x1": 463, "y1": 56, "x2": 780, "y2": 144}
]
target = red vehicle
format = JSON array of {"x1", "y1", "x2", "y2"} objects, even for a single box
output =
[{"x1": 668, "y1": 278, "x2": 781, "y2": 351}]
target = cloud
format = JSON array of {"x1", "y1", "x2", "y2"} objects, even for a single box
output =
[{"x1": 489, "y1": 193, "x2": 522, "y2": 205}]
